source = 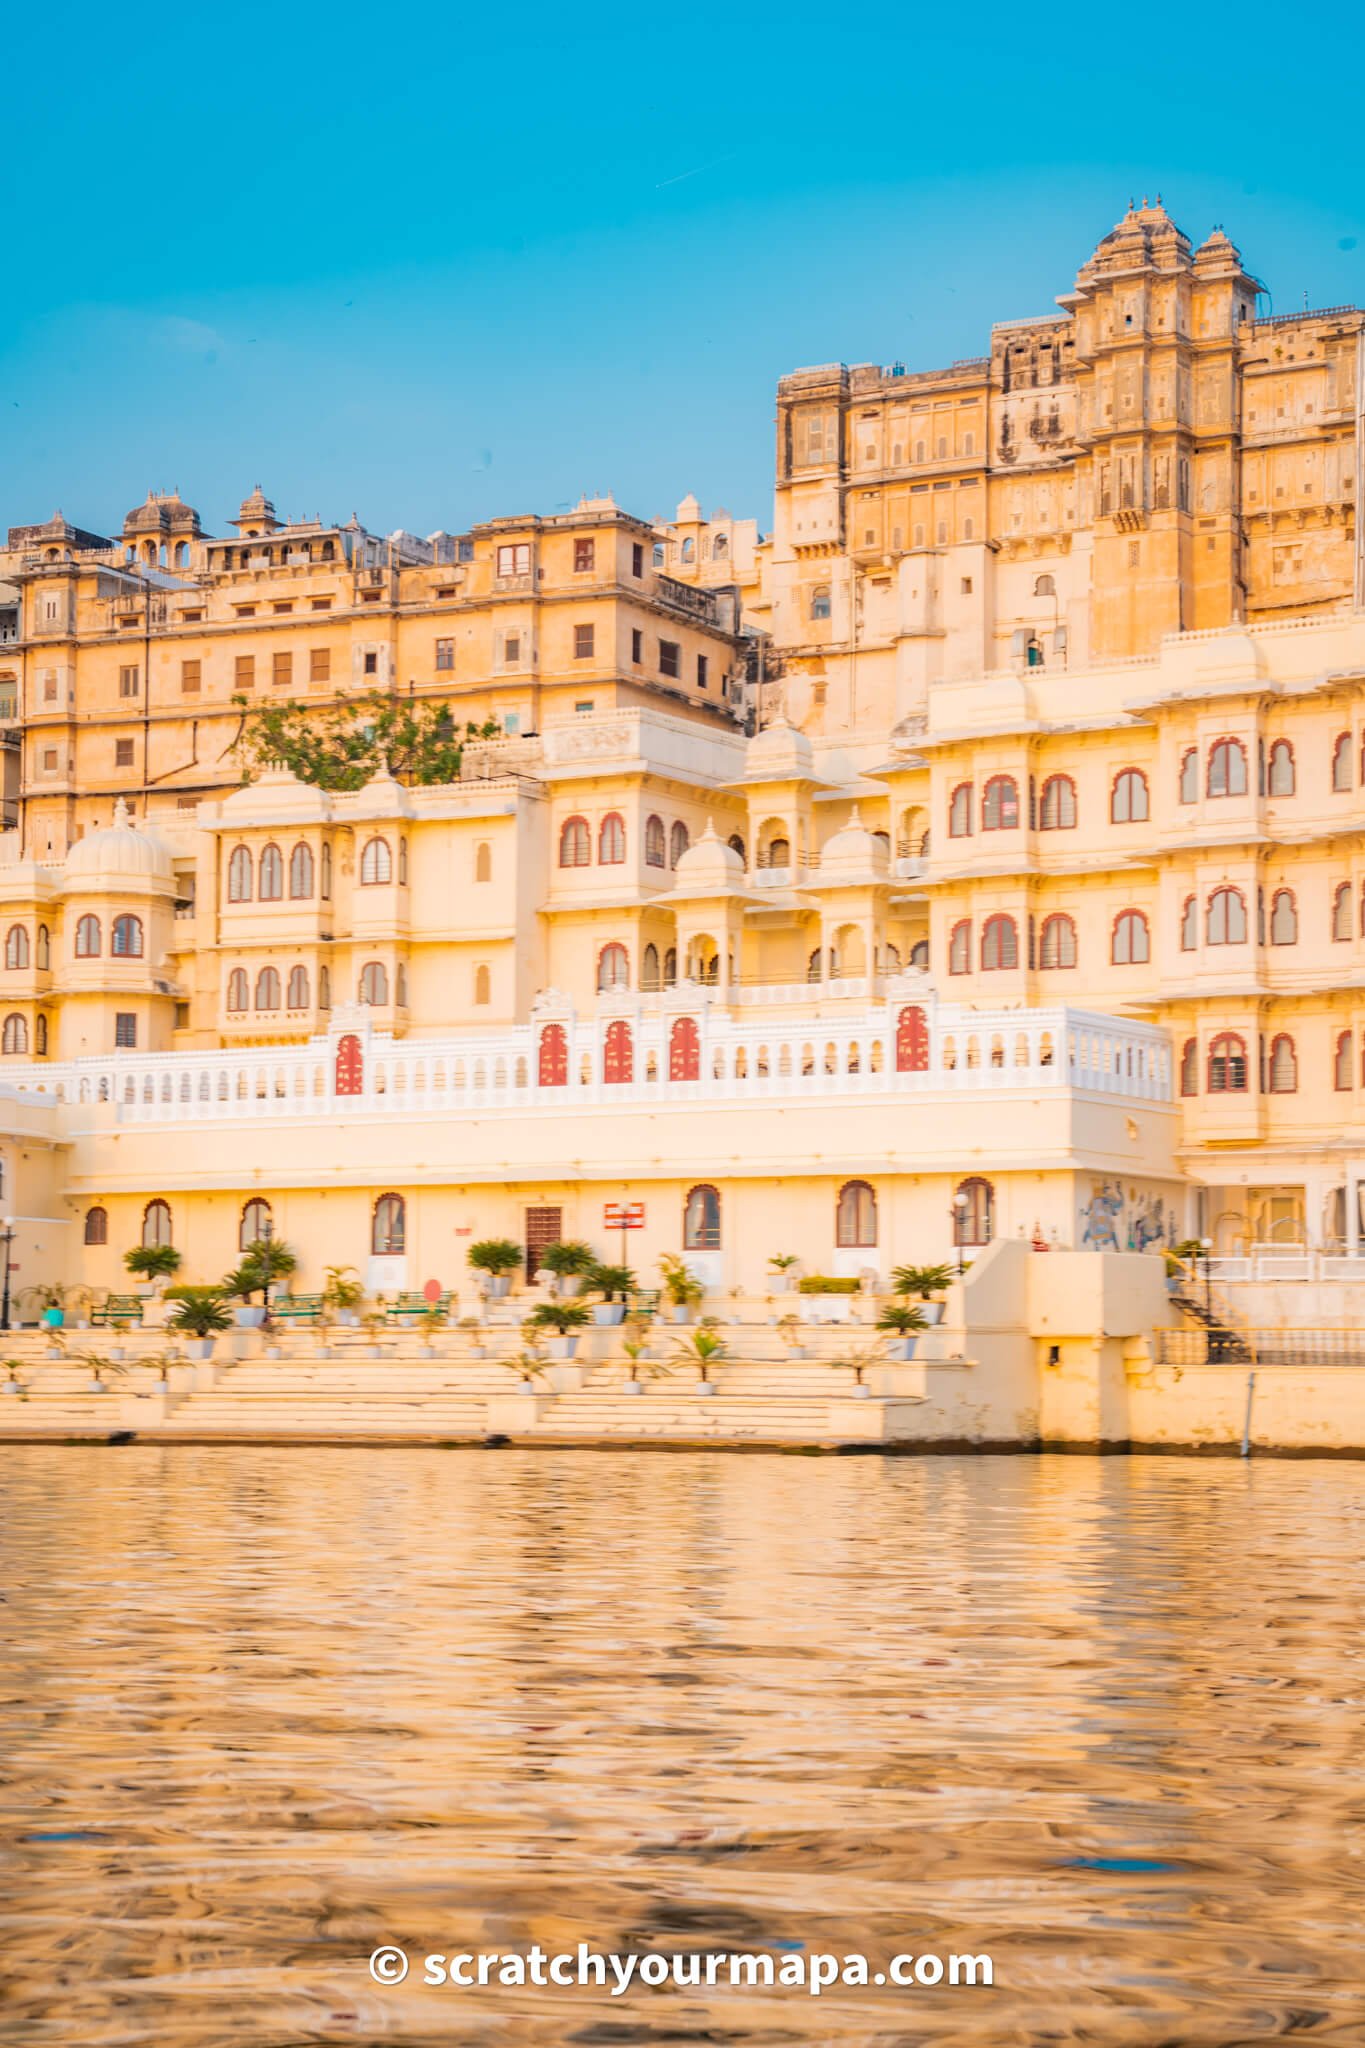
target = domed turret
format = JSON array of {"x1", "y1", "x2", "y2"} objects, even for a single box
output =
[
  {"x1": 673, "y1": 820, "x2": 744, "y2": 893},
  {"x1": 63, "y1": 798, "x2": 174, "y2": 887},
  {"x1": 229, "y1": 485, "x2": 282, "y2": 537},
  {"x1": 121, "y1": 489, "x2": 202, "y2": 540},
  {"x1": 820, "y1": 804, "x2": 887, "y2": 875},
  {"x1": 745, "y1": 713, "x2": 814, "y2": 782}
]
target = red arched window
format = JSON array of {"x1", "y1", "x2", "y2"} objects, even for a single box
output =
[
  {"x1": 1335, "y1": 1031, "x2": 1354, "y2": 1092},
  {"x1": 334, "y1": 1033, "x2": 363, "y2": 1096},
  {"x1": 982, "y1": 775, "x2": 1019, "y2": 830},
  {"x1": 75, "y1": 914, "x2": 101, "y2": 958},
  {"x1": 1178, "y1": 749, "x2": 1198, "y2": 803},
  {"x1": 1207, "y1": 887, "x2": 1247, "y2": 946},
  {"x1": 669, "y1": 1016, "x2": 700, "y2": 1081},
  {"x1": 226, "y1": 968, "x2": 248, "y2": 1013},
  {"x1": 1332, "y1": 732, "x2": 1353, "y2": 791},
  {"x1": 1266, "y1": 739, "x2": 1295, "y2": 795},
  {"x1": 598, "y1": 812, "x2": 626, "y2": 863},
  {"x1": 112, "y1": 914, "x2": 143, "y2": 957},
  {"x1": 948, "y1": 920, "x2": 971, "y2": 975},
  {"x1": 1112, "y1": 909, "x2": 1150, "y2": 964},
  {"x1": 1267, "y1": 1033, "x2": 1297, "y2": 1093},
  {"x1": 1180, "y1": 896, "x2": 1198, "y2": 951},
  {"x1": 603, "y1": 1018, "x2": 633, "y2": 1084},
  {"x1": 645, "y1": 814, "x2": 666, "y2": 867},
  {"x1": 670, "y1": 820, "x2": 690, "y2": 866},
  {"x1": 683, "y1": 1183, "x2": 721, "y2": 1249},
  {"x1": 227, "y1": 846, "x2": 252, "y2": 900},
  {"x1": 981, "y1": 914, "x2": 1018, "y2": 970},
  {"x1": 1179, "y1": 1039, "x2": 1198, "y2": 1097},
  {"x1": 597, "y1": 943, "x2": 629, "y2": 991},
  {"x1": 948, "y1": 783, "x2": 973, "y2": 837},
  {"x1": 895, "y1": 1004, "x2": 928, "y2": 1072},
  {"x1": 142, "y1": 1199, "x2": 173, "y2": 1248},
  {"x1": 1207, "y1": 738, "x2": 1248, "y2": 797},
  {"x1": 1207, "y1": 1032, "x2": 1248, "y2": 1093},
  {"x1": 1269, "y1": 889, "x2": 1297, "y2": 945},
  {"x1": 258, "y1": 843, "x2": 283, "y2": 900},
  {"x1": 1038, "y1": 913, "x2": 1077, "y2": 968},
  {"x1": 359, "y1": 836, "x2": 392, "y2": 885},
  {"x1": 559, "y1": 816, "x2": 591, "y2": 867},
  {"x1": 836, "y1": 1180, "x2": 877, "y2": 1248},
  {"x1": 1334, "y1": 883, "x2": 1352, "y2": 940},
  {"x1": 1111, "y1": 768, "x2": 1149, "y2": 823},
  {"x1": 538, "y1": 1022, "x2": 568, "y2": 1087},
  {"x1": 372, "y1": 1193, "x2": 405, "y2": 1254},
  {"x1": 1038, "y1": 775, "x2": 1077, "y2": 830},
  {"x1": 954, "y1": 1176, "x2": 994, "y2": 1247}
]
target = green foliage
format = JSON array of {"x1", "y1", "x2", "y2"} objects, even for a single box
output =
[
  {"x1": 586, "y1": 1261, "x2": 635, "y2": 1300},
  {"x1": 224, "y1": 1238, "x2": 299, "y2": 1302},
  {"x1": 233, "y1": 690, "x2": 499, "y2": 792},
  {"x1": 768, "y1": 1253, "x2": 798, "y2": 1272},
  {"x1": 658, "y1": 1253, "x2": 703, "y2": 1306},
  {"x1": 123, "y1": 1244, "x2": 182, "y2": 1281},
  {"x1": 163, "y1": 1286, "x2": 234, "y2": 1337},
  {"x1": 468, "y1": 1238, "x2": 522, "y2": 1276},
  {"x1": 890, "y1": 1262, "x2": 955, "y2": 1299},
  {"x1": 18, "y1": 1281, "x2": 91, "y2": 1314},
  {"x1": 323, "y1": 1265, "x2": 365, "y2": 1313},
  {"x1": 525, "y1": 1300, "x2": 593, "y2": 1334},
  {"x1": 797, "y1": 1275, "x2": 860, "y2": 1295},
  {"x1": 537, "y1": 1239, "x2": 596, "y2": 1277},
  {"x1": 875, "y1": 1303, "x2": 927, "y2": 1336},
  {"x1": 671, "y1": 1326, "x2": 728, "y2": 1380}
]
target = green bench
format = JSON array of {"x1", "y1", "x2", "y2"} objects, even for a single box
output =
[
  {"x1": 628, "y1": 1288, "x2": 661, "y2": 1320},
  {"x1": 90, "y1": 1293, "x2": 145, "y2": 1327},
  {"x1": 384, "y1": 1290, "x2": 452, "y2": 1322},
  {"x1": 272, "y1": 1293, "x2": 325, "y2": 1324}
]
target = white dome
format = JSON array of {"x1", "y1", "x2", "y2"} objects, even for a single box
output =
[
  {"x1": 821, "y1": 804, "x2": 887, "y2": 874},
  {"x1": 63, "y1": 799, "x2": 174, "y2": 885},
  {"x1": 221, "y1": 764, "x2": 331, "y2": 822},
  {"x1": 673, "y1": 820, "x2": 744, "y2": 891},
  {"x1": 746, "y1": 714, "x2": 813, "y2": 781}
]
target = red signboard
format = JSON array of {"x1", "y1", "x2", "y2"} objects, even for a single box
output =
[{"x1": 604, "y1": 1202, "x2": 645, "y2": 1229}]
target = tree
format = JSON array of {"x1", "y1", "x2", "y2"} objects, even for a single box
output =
[{"x1": 232, "y1": 691, "x2": 500, "y2": 791}]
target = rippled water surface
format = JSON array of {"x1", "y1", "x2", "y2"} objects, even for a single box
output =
[{"x1": 2, "y1": 1448, "x2": 1363, "y2": 2045}]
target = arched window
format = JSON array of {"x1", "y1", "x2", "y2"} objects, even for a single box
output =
[
  {"x1": 982, "y1": 775, "x2": 1019, "y2": 830},
  {"x1": 663, "y1": 946, "x2": 677, "y2": 985},
  {"x1": 948, "y1": 920, "x2": 971, "y2": 974},
  {"x1": 681, "y1": 536, "x2": 695, "y2": 562},
  {"x1": 359, "y1": 961, "x2": 389, "y2": 1005},
  {"x1": 474, "y1": 964, "x2": 490, "y2": 1005},
  {"x1": 1267, "y1": 739, "x2": 1295, "y2": 796},
  {"x1": 227, "y1": 846, "x2": 252, "y2": 901},
  {"x1": 1, "y1": 1014, "x2": 28, "y2": 1054},
  {"x1": 1034, "y1": 572, "x2": 1056, "y2": 597},
  {"x1": 1180, "y1": 896, "x2": 1197, "y2": 951},
  {"x1": 319, "y1": 965, "x2": 331, "y2": 1008},
  {"x1": 836, "y1": 1179, "x2": 877, "y2": 1248},
  {"x1": 909, "y1": 939, "x2": 928, "y2": 970},
  {"x1": 895, "y1": 1004, "x2": 929, "y2": 1072},
  {"x1": 981, "y1": 914, "x2": 1018, "y2": 970},
  {"x1": 35, "y1": 1015, "x2": 47, "y2": 1055},
  {"x1": 75, "y1": 914, "x2": 101, "y2": 957},
  {"x1": 255, "y1": 966, "x2": 280, "y2": 1010},
  {"x1": 475, "y1": 841, "x2": 492, "y2": 883},
  {"x1": 1178, "y1": 749, "x2": 1198, "y2": 804},
  {"x1": 1180, "y1": 1038, "x2": 1198, "y2": 1096},
  {"x1": 240, "y1": 1197, "x2": 272, "y2": 1250},
  {"x1": 1111, "y1": 909, "x2": 1150, "y2": 964},
  {"x1": 683, "y1": 1182, "x2": 721, "y2": 1249},
  {"x1": 597, "y1": 942, "x2": 629, "y2": 991},
  {"x1": 539, "y1": 1022, "x2": 568, "y2": 1086},
  {"x1": 5, "y1": 925, "x2": 28, "y2": 970},
  {"x1": 1267, "y1": 1033, "x2": 1297, "y2": 1093},
  {"x1": 948, "y1": 783, "x2": 973, "y2": 837},
  {"x1": 1335, "y1": 1031, "x2": 1354, "y2": 1091},
  {"x1": 1207, "y1": 738, "x2": 1248, "y2": 797},
  {"x1": 320, "y1": 843, "x2": 332, "y2": 898},
  {"x1": 359, "y1": 836, "x2": 393, "y2": 885},
  {"x1": 559, "y1": 816, "x2": 591, "y2": 867},
  {"x1": 287, "y1": 965, "x2": 309, "y2": 1008},
  {"x1": 768, "y1": 835, "x2": 791, "y2": 868},
  {"x1": 258, "y1": 843, "x2": 283, "y2": 900},
  {"x1": 670, "y1": 821, "x2": 690, "y2": 866},
  {"x1": 603, "y1": 1018, "x2": 633, "y2": 1083},
  {"x1": 142, "y1": 1198, "x2": 173, "y2": 1248},
  {"x1": 1039, "y1": 775, "x2": 1077, "y2": 830},
  {"x1": 1269, "y1": 889, "x2": 1297, "y2": 945},
  {"x1": 1111, "y1": 768, "x2": 1149, "y2": 823},
  {"x1": 36, "y1": 925, "x2": 49, "y2": 971},
  {"x1": 83, "y1": 1206, "x2": 108, "y2": 1247},
  {"x1": 372, "y1": 1193, "x2": 405, "y2": 1255},
  {"x1": 1207, "y1": 887, "x2": 1247, "y2": 945},
  {"x1": 1332, "y1": 732, "x2": 1353, "y2": 791},
  {"x1": 599, "y1": 812, "x2": 626, "y2": 864},
  {"x1": 1038, "y1": 913, "x2": 1077, "y2": 968},
  {"x1": 226, "y1": 968, "x2": 248, "y2": 1012},
  {"x1": 112, "y1": 914, "x2": 143, "y2": 958},
  {"x1": 669, "y1": 1015, "x2": 700, "y2": 1081},
  {"x1": 644, "y1": 814, "x2": 666, "y2": 867},
  {"x1": 641, "y1": 943, "x2": 660, "y2": 990},
  {"x1": 810, "y1": 585, "x2": 832, "y2": 620},
  {"x1": 1334, "y1": 883, "x2": 1353, "y2": 941},
  {"x1": 1207, "y1": 1032, "x2": 1248, "y2": 1093},
  {"x1": 398, "y1": 838, "x2": 408, "y2": 886},
  {"x1": 954, "y1": 1176, "x2": 994, "y2": 1247},
  {"x1": 289, "y1": 842, "x2": 314, "y2": 898}
]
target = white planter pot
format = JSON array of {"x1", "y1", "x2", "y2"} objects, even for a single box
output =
[
  {"x1": 883, "y1": 1337, "x2": 918, "y2": 1361},
  {"x1": 518, "y1": 1379, "x2": 539, "y2": 1395},
  {"x1": 621, "y1": 1379, "x2": 643, "y2": 1395},
  {"x1": 486, "y1": 1274, "x2": 512, "y2": 1299},
  {"x1": 136, "y1": 1283, "x2": 157, "y2": 1299},
  {"x1": 770, "y1": 1271, "x2": 793, "y2": 1291},
  {"x1": 694, "y1": 1380, "x2": 716, "y2": 1397},
  {"x1": 263, "y1": 1345, "x2": 282, "y2": 1360},
  {"x1": 186, "y1": 1339, "x2": 214, "y2": 1360},
  {"x1": 918, "y1": 1302, "x2": 946, "y2": 1327},
  {"x1": 90, "y1": 1378, "x2": 108, "y2": 1394},
  {"x1": 234, "y1": 1306, "x2": 266, "y2": 1329},
  {"x1": 336, "y1": 1310, "x2": 360, "y2": 1327},
  {"x1": 670, "y1": 1304, "x2": 693, "y2": 1324},
  {"x1": 851, "y1": 1383, "x2": 872, "y2": 1399},
  {"x1": 544, "y1": 1335, "x2": 579, "y2": 1359},
  {"x1": 3, "y1": 1378, "x2": 22, "y2": 1395},
  {"x1": 556, "y1": 1274, "x2": 583, "y2": 1297},
  {"x1": 108, "y1": 1347, "x2": 126, "y2": 1361},
  {"x1": 593, "y1": 1303, "x2": 626, "y2": 1326}
]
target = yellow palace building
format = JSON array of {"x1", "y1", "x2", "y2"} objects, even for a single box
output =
[{"x1": 2, "y1": 201, "x2": 1365, "y2": 1301}]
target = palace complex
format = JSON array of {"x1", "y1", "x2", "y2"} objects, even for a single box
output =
[{"x1": 3, "y1": 200, "x2": 1365, "y2": 1303}]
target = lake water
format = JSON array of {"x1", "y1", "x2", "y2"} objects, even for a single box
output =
[{"x1": 1, "y1": 1446, "x2": 1362, "y2": 2045}]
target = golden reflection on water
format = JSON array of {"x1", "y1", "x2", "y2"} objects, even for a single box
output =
[{"x1": 1, "y1": 1447, "x2": 1363, "y2": 2046}]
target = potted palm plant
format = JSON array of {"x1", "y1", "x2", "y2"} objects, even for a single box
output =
[
  {"x1": 359, "y1": 1306, "x2": 387, "y2": 1360},
  {"x1": 586, "y1": 1260, "x2": 634, "y2": 1326},
  {"x1": 538, "y1": 1240, "x2": 596, "y2": 1297},
  {"x1": 3, "y1": 1358, "x2": 27, "y2": 1399},
  {"x1": 323, "y1": 1264, "x2": 364, "y2": 1327},
  {"x1": 658, "y1": 1252, "x2": 704, "y2": 1325},
  {"x1": 468, "y1": 1238, "x2": 522, "y2": 1300},
  {"x1": 834, "y1": 1338, "x2": 888, "y2": 1399},
  {"x1": 525, "y1": 1299, "x2": 592, "y2": 1359},
  {"x1": 875, "y1": 1301, "x2": 927, "y2": 1360},
  {"x1": 80, "y1": 1350, "x2": 127, "y2": 1395},
  {"x1": 458, "y1": 1315, "x2": 488, "y2": 1359},
  {"x1": 223, "y1": 1238, "x2": 298, "y2": 1327},
  {"x1": 671, "y1": 1324, "x2": 727, "y2": 1394},
  {"x1": 504, "y1": 1343, "x2": 549, "y2": 1397},
  {"x1": 416, "y1": 1301, "x2": 448, "y2": 1359},
  {"x1": 775, "y1": 1310, "x2": 808, "y2": 1359},
  {"x1": 124, "y1": 1243, "x2": 183, "y2": 1298},
  {"x1": 768, "y1": 1253, "x2": 799, "y2": 1292},
  {"x1": 619, "y1": 1331, "x2": 654, "y2": 1394},
  {"x1": 890, "y1": 1263, "x2": 954, "y2": 1327},
  {"x1": 19, "y1": 1281, "x2": 92, "y2": 1332},
  {"x1": 163, "y1": 1285, "x2": 233, "y2": 1358}
]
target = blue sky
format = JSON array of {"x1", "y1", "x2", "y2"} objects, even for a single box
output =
[{"x1": 4, "y1": 3, "x2": 1362, "y2": 544}]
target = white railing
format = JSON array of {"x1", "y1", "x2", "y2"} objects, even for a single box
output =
[
  {"x1": 1206, "y1": 1249, "x2": 1365, "y2": 1283},
  {"x1": 1, "y1": 1001, "x2": 1170, "y2": 1125}
]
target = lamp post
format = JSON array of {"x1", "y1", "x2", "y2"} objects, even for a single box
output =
[
  {"x1": 260, "y1": 1212, "x2": 274, "y2": 1328},
  {"x1": 951, "y1": 1191, "x2": 970, "y2": 1276},
  {"x1": 1200, "y1": 1235, "x2": 1213, "y2": 1319},
  {"x1": 0, "y1": 1215, "x2": 14, "y2": 1333}
]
